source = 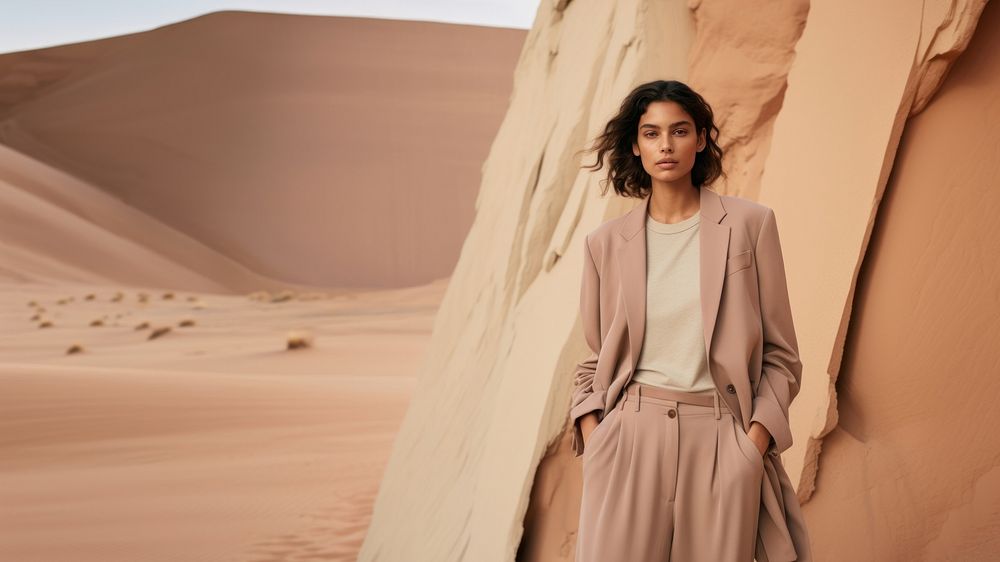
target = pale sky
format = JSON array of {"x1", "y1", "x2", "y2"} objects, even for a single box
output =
[{"x1": 0, "y1": 0, "x2": 540, "y2": 54}]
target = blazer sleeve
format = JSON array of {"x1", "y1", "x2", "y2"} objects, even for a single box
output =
[
  {"x1": 748, "y1": 207, "x2": 803, "y2": 455},
  {"x1": 569, "y1": 233, "x2": 606, "y2": 457}
]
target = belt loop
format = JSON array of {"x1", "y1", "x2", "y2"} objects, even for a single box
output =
[
  {"x1": 713, "y1": 391, "x2": 721, "y2": 419},
  {"x1": 634, "y1": 384, "x2": 641, "y2": 412}
]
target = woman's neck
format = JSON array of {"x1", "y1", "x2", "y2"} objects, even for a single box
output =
[{"x1": 647, "y1": 184, "x2": 700, "y2": 224}]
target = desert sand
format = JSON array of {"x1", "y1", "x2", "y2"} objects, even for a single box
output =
[
  {"x1": 0, "y1": 10, "x2": 524, "y2": 562},
  {"x1": 0, "y1": 279, "x2": 444, "y2": 562}
]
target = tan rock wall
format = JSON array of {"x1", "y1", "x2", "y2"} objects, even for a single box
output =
[{"x1": 361, "y1": 0, "x2": 993, "y2": 560}]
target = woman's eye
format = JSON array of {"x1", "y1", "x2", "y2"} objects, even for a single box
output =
[{"x1": 674, "y1": 129, "x2": 688, "y2": 135}]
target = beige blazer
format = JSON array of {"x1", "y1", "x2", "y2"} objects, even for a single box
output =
[{"x1": 570, "y1": 186, "x2": 811, "y2": 562}]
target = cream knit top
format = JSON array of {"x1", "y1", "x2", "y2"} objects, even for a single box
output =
[{"x1": 630, "y1": 209, "x2": 716, "y2": 394}]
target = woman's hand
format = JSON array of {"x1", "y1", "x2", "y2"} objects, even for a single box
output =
[
  {"x1": 580, "y1": 412, "x2": 600, "y2": 447},
  {"x1": 748, "y1": 421, "x2": 773, "y2": 457}
]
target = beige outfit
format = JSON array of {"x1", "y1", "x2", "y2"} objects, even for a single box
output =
[{"x1": 570, "y1": 188, "x2": 812, "y2": 562}]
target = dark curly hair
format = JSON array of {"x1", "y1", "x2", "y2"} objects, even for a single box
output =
[{"x1": 579, "y1": 80, "x2": 725, "y2": 197}]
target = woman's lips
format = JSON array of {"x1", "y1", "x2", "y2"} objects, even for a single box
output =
[{"x1": 656, "y1": 161, "x2": 678, "y2": 169}]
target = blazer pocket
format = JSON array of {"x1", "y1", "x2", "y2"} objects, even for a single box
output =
[{"x1": 726, "y1": 249, "x2": 752, "y2": 276}]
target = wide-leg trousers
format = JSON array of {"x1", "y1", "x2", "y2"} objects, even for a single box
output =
[{"x1": 576, "y1": 380, "x2": 764, "y2": 562}]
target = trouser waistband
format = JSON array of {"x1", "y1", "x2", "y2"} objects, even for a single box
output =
[{"x1": 620, "y1": 380, "x2": 731, "y2": 419}]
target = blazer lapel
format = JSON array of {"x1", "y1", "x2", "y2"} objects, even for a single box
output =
[{"x1": 617, "y1": 187, "x2": 730, "y2": 377}]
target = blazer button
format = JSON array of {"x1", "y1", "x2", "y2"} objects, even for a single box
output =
[
  {"x1": 726, "y1": 384, "x2": 736, "y2": 394},
  {"x1": 667, "y1": 409, "x2": 676, "y2": 418}
]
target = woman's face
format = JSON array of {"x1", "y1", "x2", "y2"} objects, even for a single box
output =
[{"x1": 631, "y1": 100, "x2": 706, "y2": 186}]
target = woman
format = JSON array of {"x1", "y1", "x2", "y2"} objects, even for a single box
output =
[{"x1": 570, "y1": 80, "x2": 812, "y2": 562}]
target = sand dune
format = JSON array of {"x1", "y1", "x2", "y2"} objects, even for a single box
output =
[
  {"x1": 0, "y1": 10, "x2": 525, "y2": 288},
  {"x1": 0, "y1": 143, "x2": 290, "y2": 293}
]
